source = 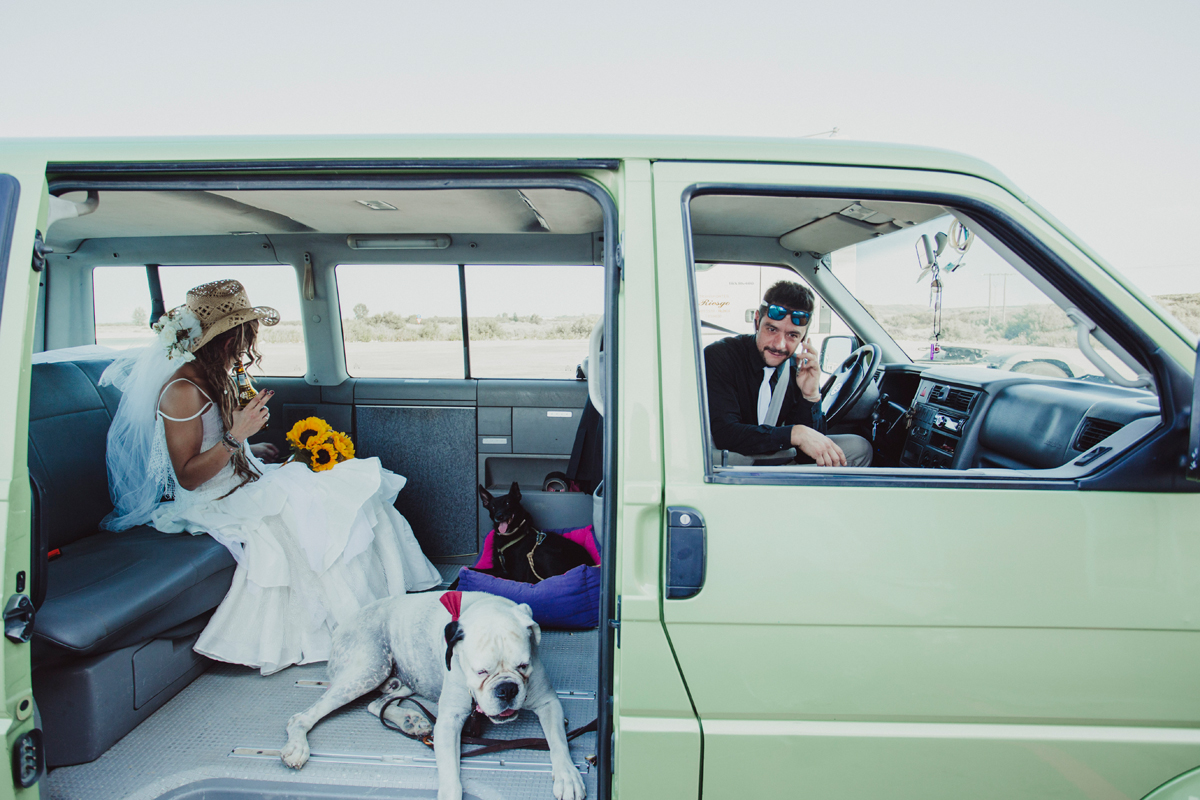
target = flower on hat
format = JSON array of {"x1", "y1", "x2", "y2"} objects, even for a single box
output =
[{"x1": 152, "y1": 308, "x2": 202, "y2": 363}]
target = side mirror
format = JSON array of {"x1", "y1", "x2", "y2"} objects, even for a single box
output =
[{"x1": 820, "y1": 335, "x2": 856, "y2": 374}]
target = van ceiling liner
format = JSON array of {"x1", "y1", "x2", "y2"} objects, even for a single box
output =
[{"x1": 47, "y1": 188, "x2": 604, "y2": 246}]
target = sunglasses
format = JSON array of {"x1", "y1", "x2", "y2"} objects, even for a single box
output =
[{"x1": 761, "y1": 303, "x2": 812, "y2": 327}]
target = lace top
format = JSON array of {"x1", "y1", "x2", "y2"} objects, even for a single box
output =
[{"x1": 155, "y1": 378, "x2": 243, "y2": 507}]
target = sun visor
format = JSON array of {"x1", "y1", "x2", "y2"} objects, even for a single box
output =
[
  {"x1": 778, "y1": 214, "x2": 890, "y2": 254},
  {"x1": 778, "y1": 201, "x2": 946, "y2": 254}
]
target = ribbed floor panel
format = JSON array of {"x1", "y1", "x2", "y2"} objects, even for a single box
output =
[{"x1": 44, "y1": 629, "x2": 599, "y2": 800}]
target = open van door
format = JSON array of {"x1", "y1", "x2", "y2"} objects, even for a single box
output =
[
  {"x1": 652, "y1": 158, "x2": 1200, "y2": 800},
  {"x1": 0, "y1": 171, "x2": 44, "y2": 797}
]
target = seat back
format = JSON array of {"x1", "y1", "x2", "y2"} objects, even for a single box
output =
[{"x1": 27, "y1": 360, "x2": 120, "y2": 603}]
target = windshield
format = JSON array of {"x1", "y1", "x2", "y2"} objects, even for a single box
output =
[{"x1": 832, "y1": 214, "x2": 1143, "y2": 386}]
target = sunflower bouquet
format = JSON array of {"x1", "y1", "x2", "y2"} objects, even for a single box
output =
[{"x1": 285, "y1": 417, "x2": 356, "y2": 472}]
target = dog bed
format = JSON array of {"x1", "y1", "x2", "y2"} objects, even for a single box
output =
[{"x1": 455, "y1": 526, "x2": 601, "y2": 629}]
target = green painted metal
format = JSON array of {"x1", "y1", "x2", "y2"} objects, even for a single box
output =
[
  {"x1": 0, "y1": 160, "x2": 49, "y2": 800},
  {"x1": 653, "y1": 159, "x2": 1200, "y2": 800}
]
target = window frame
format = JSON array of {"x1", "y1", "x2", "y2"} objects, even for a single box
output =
[
  {"x1": 681, "y1": 182, "x2": 1191, "y2": 491},
  {"x1": 47, "y1": 164, "x2": 621, "y2": 792}
]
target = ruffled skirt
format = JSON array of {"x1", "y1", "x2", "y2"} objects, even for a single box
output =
[{"x1": 152, "y1": 456, "x2": 441, "y2": 675}]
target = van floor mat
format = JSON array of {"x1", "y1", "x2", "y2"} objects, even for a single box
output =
[{"x1": 43, "y1": 629, "x2": 599, "y2": 800}]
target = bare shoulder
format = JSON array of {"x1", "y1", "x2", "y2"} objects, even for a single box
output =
[{"x1": 157, "y1": 370, "x2": 211, "y2": 420}]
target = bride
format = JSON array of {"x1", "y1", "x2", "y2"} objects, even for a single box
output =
[{"x1": 100, "y1": 279, "x2": 441, "y2": 675}]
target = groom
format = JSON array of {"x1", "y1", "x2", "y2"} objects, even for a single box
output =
[{"x1": 704, "y1": 280, "x2": 872, "y2": 467}]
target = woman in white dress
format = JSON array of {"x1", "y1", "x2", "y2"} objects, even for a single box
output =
[{"x1": 101, "y1": 279, "x2": 441, "y2": 675}]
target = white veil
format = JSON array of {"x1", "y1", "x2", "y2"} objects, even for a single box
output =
[
  {"x1": 99, "y1": 305, "x2": 204, "y2": 530},
  {"x1": 98, "y1": 343, "x2": 181, "y2": 530}
]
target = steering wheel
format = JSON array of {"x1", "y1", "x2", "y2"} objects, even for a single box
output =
[{"x1": 819, "y1": 343, "x2": 881, "y2": 427}]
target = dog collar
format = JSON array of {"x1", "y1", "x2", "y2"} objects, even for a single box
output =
[{"x1": 440, "y1": 591, "x2": 463, "y2": 621}]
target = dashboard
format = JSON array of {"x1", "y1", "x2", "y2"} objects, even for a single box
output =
[{"x1": 893, "y1": 366, "x2": 1161, "y2": 471}]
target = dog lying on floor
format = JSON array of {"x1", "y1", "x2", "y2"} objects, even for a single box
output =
[
  {"x1": 478, "y1": 482, "x2": 595, "y2": 584},
  {"x1": 281, "y1": 590, "x2": 585, "y2": 800}
]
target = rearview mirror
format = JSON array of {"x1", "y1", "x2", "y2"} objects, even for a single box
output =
[
  {"x1": 935, "y1": 231, "x2": 949, "y2": 257},
  {"x1": 820, "y1": 335, "x2": 856, "y2": 374},
  {"x1": 915, "y1": 234, "x2": 934, "y2": 270}
]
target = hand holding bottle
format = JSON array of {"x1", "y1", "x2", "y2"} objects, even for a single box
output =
[{"x1": 229, "y1": 390, "x2": 273, "y2": 443}]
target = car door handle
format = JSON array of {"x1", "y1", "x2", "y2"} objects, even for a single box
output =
[{"x1": 666, "y1": 507, "x2": 706, "y2": 599}]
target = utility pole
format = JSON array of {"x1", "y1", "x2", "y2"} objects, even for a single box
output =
[{"x1": 985, "y1": 273, "x2": 1009, "y2": 325}]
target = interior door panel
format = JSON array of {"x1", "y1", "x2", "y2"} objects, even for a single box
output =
[
  {"x1": 356, "y1": 404, "x2": 476, "y2": 558},
  {"x1": 477, "y1": 380, "x2": 591, "y2": 541}
]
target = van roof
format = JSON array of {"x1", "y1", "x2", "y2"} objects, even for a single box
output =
[{"x1": 0, "y1": 134, "x2": 1023, "y2": 200}]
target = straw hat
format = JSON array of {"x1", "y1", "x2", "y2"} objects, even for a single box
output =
[{"x1": 184, "y1": 279, "x2": 279, "y2": 352}]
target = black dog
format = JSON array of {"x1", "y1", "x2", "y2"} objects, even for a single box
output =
[{"x1": 477, "y1": 482, "x2": 595, "y2": 584}]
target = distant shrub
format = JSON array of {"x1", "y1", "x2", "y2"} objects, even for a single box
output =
[
  {"x1": 259, "y1": 322, "x2": 304, "y2": 344},
  {"x1": 471, "y1": 318, "x2": 505, "y2": 340},
  {"x1": 339, "y1": 313, "x2": 599, "y2": 343}
]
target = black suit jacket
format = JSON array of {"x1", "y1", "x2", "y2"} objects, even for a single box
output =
[{"x1": 704, "y1": 334, "x2": 824, "y2": 454}]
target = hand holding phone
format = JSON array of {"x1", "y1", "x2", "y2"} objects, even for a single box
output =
[{"x1": 795, "y1": 337, "x2": 821, "y2": 401}]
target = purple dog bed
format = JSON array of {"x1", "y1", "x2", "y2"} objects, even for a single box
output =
[{"x1": 455, "y1": 526, "x2": 601, "y2": 629}]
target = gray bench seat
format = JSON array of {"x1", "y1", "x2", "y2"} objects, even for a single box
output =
[
  {"x1": 27, "y1": 358, "x2": 236, "y2": 766},
  {"x1": 32, "y1": 525, "x2": 234, "y2": 665}
]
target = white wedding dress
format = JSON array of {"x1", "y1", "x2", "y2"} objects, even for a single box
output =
[{"x1": 150, "y1": 379, "x2": 441, "y2": 675}]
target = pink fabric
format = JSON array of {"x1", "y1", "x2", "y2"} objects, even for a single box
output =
[
  {"x1": 475, "y1": 525, "x2": 600, "y2": 570},
  {"x1": 440, "y1": 590, "x2": 463, "y2": 621}
]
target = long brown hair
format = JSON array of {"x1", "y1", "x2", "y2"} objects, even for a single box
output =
[{"x1": 192, "y1": 320, "x2": 263, "y2": 494}]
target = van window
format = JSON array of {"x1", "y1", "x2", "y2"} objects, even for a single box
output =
[
  {"x1": 690, "y1": 193, "x2": 1158, "y2": 478},
  {"x1": 842, "y1": 217, "x2": 1138, "y2": 382},
  {"x1": 464, "y1": 265, "x2": 602, "y2": 379},
  {"x1": 93, "y1": 266, "x2": 155, "y2": 351},
  {"x1": 336, "y1": 264, "x2": 464, "y2": 379},
  {"x1": 155, "y1": 265, "x2": 304, "y2": 377},
  {"x1": 335, "y1": 264, "x2": 602, "y2": 380},
  {"x1": 92, "y1": 265, "x2": 304, "y2": 376}
]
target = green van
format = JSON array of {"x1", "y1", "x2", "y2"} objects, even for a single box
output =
[{"x1": 0, "y1": 136, "x2": 1197, "y2": 800}]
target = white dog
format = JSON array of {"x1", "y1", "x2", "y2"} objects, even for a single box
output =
[{"x1": 281, "y1": 591, "x2": 586, "y2": 800}]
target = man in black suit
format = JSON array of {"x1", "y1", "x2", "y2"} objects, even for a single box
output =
[{"x1": 704, "y1": 280, "x2": 872, "y2": 467}]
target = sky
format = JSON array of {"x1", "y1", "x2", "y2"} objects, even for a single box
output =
[{"x1": 4, "y1": 0, "x2": 1198, "y2": 302}]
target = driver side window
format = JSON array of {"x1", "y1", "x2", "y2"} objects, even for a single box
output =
[{"x1": 688, "y1": 191, "x2": 1159, "y2": 481}]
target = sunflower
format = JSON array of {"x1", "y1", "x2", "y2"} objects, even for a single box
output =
[
  {"x1": 330, "y1": 430, "x2": 355, "y2": 460},
  {"x1": 310, "y1": 442, "x2": 339, "y2": 472},
  {"x1": 287, "y1": 417, "x2": 332, "y2": 449}
]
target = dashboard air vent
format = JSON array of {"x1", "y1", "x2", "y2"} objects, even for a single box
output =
[
  {"x1": 928, "y1": 384, "x2": 947, "y2": 404},
  {"x1": 944, "y1": 389, "x2": 976, "y2": 413},
  {"x1": 1073, "y1": 418, "x2": 1123, "y2": 452}
]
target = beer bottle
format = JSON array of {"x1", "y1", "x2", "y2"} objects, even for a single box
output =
[{"x1": 234, "y1": 361, "x2": 266, "y2": 428}]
